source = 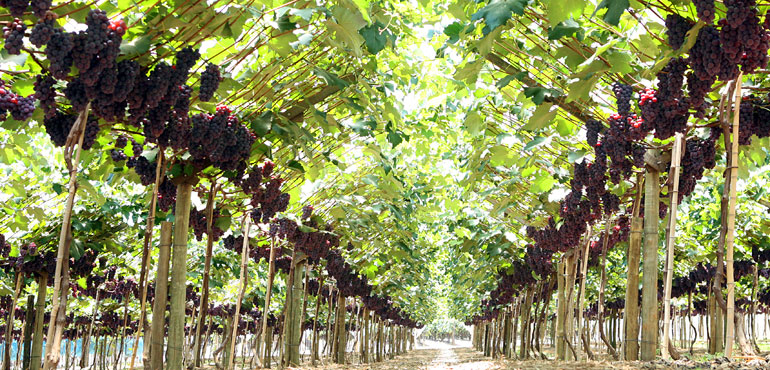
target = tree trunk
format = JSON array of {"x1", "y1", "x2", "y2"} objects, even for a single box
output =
[
  {"x1": 282, "y1": 254, "x2": 304, "y2": 367},
  {"x1": 334, "y1": 294, "x2": 347, "y2": 364},
  {"x1": 299, "y1": 266, "x2": 311, "y2": 359},
  {"x1": 750, "y1": 266, "x2": 760, "y2": 353},
  {"x1": 324, "y1": 288, "x2": 334, "y2": 358},
  {"x1": 311, "y1": 280, "x2": 323, "y2": 365},
  {"x1": 724, "y1": 74, "x2": 742, "y2": 359},
  {"x1": 43, "y1": 105, "x2": 90, "y2": 370},
  {"x1": 519, "y1": 286, "x2": 534, "y2": 359},
  {"x1": 227, "y1": 219, "x2": 250, "y2": 370},
  {"x1": 502, "y1": 309, "x2": 512, "y2": 358},
  {"x1": 376, "y1": 318, "x2": 383, "y2": 362},
  {"x1": 167, "y1": 180, "x2": 194, "y2": 370},
  {"x1": 708, "y1": 291, "x2": 723, "y2": 353},
  {"x1": 556, "y1": 259, "x2": 566, "y2": 360},
  {"x1": 261, "y1": 237, "x2": 278, "y2": 368},
  {"x1": 129, "y1": 152, "x2": 164, "y2": 370},
  {"x1": 80, "y1": 286, "x2": 98, "y2": 369},
  {"x1": 598, "y1": 217, "x2": 618, "y2": 359},
  {"x1": 624, "y1": 174, "x2": 643, "y2": 360},
  {"x1": 22, "y1": 295, "x2": 34, "y2": 370},
  {"x1": 3, "y1": 272, "x2": 22, "y2": 370},
  {"x1": 564, "y1": 252, "x2": 578, "y2": 360},
  {"x1": 641, "y1": 151, "x2": 661, "y2": 361},
  {"x1": 150, "y1": 222, "x2": 172, "y2": 370},
  {"x1": 30, "y1": 273, "x2": 47, "y2": 370},
  {"x1": 577, "y1": 232, "x2": 592, "y2": 360},
  {"x1": 361, "y1": 308, "x2": 370, "y2": 363}
]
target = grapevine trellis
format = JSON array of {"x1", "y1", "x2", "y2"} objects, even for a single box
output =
[{"x1": 1, "y1": 0, "x2": 770, "y2": 370}]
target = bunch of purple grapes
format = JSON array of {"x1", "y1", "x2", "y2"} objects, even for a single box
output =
[
  {"x1": 666, "y1": 14, "x2": 694, "y2": 50},
  {"x1": 246, "y1": 162, "x2": 290, "y2": 224},
  {"x1": 156, "y1": 176, "x2": 177, "y2": 212},
  {"x1": 639, "y1": 58, "x2": 689, "y2": 138},
  {"x1": 678, "y1": 135, "x2": 718, "y2": 198},
  {"x1": 719, "y1": 0, "x2": 770, "y2": 74},
  {"x1": 3, "y1": 18, "x2": 26, "y2": 55},
  {"x1": 173, "y1": 105, "x2": 249, "y2": 170},
  {"x1": 189, "y1": 207, "x2": 225, "y2": 242},
  {"x1": 525, "y1": 245, "x2": 553, "y2": 277}
]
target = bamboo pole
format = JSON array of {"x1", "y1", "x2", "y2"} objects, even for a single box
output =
[
  {"x1": 662, "y1": 133, "x2": 685, "y2": 359},
  {"x1": 641, "y1": 150, "x2": 661, "y2": 361},
  {"x1": 167, "y1": 181, "x2": 194, "y2": 370},
  {"x1": 30, "y1": 273, "x2": 47, "y2": 370},
  {"x1": 150, "y1": 222, "x2": 172, "y2": 370},
  {"x1": 725, "y1": 73, "x2": 743, "y2": 359},
  {"x1": 228, "y1": 218, "x2": 251, "y2": 370}
]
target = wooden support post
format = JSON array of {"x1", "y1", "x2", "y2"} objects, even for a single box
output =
[
  {"x1": 663, "y1": 133, "x2": 685, "y2": 359},
  {"x1": 641, "y1": 151, "x2": 661, "y2": 361},
  {"x1": 167, "y1": 181, "x2": 193, "y2": 370}
]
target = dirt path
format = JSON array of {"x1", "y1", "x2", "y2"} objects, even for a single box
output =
[
  {"x1": 274, "y1": 343, "x2": 770, "y2": 369},
  {"x1": 299, "y1": 340, "x2": 499, "y2": 369}
]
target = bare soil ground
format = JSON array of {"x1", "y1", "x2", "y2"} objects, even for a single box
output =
[{"x1": 292, "y1": 341, "x2": 770, "y2": 370}]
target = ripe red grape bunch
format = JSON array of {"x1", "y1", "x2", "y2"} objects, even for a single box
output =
[
  {"x1": 198, "y1": 63, "x2": 221, "y2": 102},
  {"x1": 0, "y1": 79, "x2": 36, "y2": 122}
]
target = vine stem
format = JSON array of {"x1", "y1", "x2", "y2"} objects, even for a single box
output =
[
  {"x1": 128, "y1": 150, "x2": 165, "y2": 370},
  {"x1": 228, "y1": 216, "x2": 250, "y2": 370},
  {"x1": 42, "y1": 103, "x2": 89, "y2": 370}
]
